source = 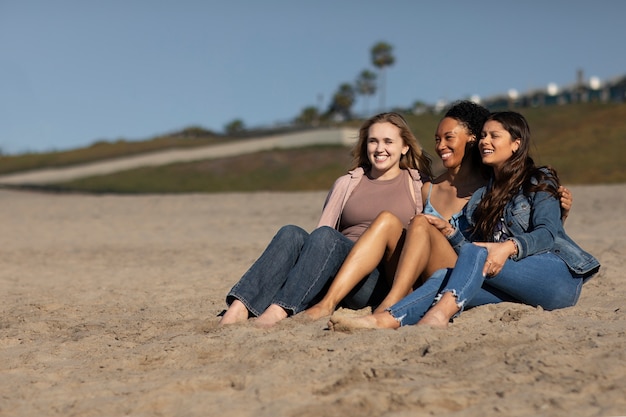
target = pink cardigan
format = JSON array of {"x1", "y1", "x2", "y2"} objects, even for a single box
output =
[{"x1": 316, "y1": 167, "x2": 425, "y2": 230}]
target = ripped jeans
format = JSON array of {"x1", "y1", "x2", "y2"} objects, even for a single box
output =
[{"x1": 388, "y1": 243, "x2": 584, "y2": 326}]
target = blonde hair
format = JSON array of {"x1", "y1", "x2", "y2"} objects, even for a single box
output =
[{"x1": 349, "y1": 112, "x2": 432, "y2": 178}]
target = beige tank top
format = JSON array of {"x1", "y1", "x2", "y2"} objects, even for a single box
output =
[{"x1": 339, "y1": 170, "x2": 417, "y2": 241}]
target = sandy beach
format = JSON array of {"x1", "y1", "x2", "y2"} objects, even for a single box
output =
[{"x1": 1, "y1": 185, "x2": 624, "y2": 417}]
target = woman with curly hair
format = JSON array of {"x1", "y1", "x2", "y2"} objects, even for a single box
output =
[
  {"x1": 219, "y1": 112, "x2": 432, "y2": 326},
  {"x1": 305, "y1": 100, "x2": 493, "y2": 319},
  {"x1": 329, "y1": 111, "x2": 599, "y2": 330}
]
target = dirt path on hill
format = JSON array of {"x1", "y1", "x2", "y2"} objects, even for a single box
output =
[{"x1": 0, "y1": 128, "x2": 358, "y2": 186}]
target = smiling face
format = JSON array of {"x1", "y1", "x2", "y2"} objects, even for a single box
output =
[
  {"x1": 366, "y1": 122, "x2": 409, "y2": 180},
  {"x1": 479, "y1": 120, "x2": 521, "y2": 174},
  {"x1": 434, "y1": 117, "x2": 474, "y2": 171}
]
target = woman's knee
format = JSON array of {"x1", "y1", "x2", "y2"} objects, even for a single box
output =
[
  {"x1": 308, "y1": 226, "x2": 352, "y2": 258},
  {"x1": 462, "y1": 243, "x2": 486, "y2": 257},
  {"x1": 372, "y1": 211, "x2": 404, "y2": 231},
  {"x1": 408, "y1": 214, "x2": 432, "y2": 232},
  {"x1": 309, "y1": 225, "x2": 340, "y2": 243},
  {"x1": 275, "y1": 224, "x2": 308, "y2": 245}
]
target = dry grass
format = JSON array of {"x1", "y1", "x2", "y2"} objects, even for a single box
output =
[{"x1": 3, "y1": 102, "x2": 624, "y2": 193}]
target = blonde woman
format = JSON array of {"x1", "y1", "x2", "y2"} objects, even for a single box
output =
[{"x1": 219, "y1": 112, "x2": 432, "y2": 327}]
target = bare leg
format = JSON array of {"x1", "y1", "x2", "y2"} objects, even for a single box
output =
[
  {"x1": 328, "y1": 310, "x2": 399, "y2": 331},
  {"x1": 418, "y1": 292, "x2": 459, "y2": 328},
  {"x1": 218, "y1": 299, "x2": 249, "y2": 326},
  {"x1": 373, "y1": 215, "x2": 458, "y2": 313},
  {"x1": 255, "y1": 304, "x2": 288, "y2": 328},
  {"x1": 305, "y1": 211, "x2": 404, "y2": 320}
]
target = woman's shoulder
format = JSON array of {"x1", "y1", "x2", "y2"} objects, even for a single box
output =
[
  {"x1": 407, "y1": 168, "x2": 431, "y2": 184},
  {"x1": 349, "y1": 167, "x2": 366, "y2": 177},
  {"x1": 529, "y1": 166, "x2": 559, "y2": 186},
  {"x1": 467, "y1": 184, "x2": 488, "y2": 206},
  {"x1": 332, "y1": 167, "x2": 365, "y2": 184}
]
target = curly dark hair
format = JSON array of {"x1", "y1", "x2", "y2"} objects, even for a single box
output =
[
  {"x1": 442, "y1": 100, "x2": 491, "y2": 173},
  {"x1": 444, "y1": 100, "x2": 491, "y2": 139}
]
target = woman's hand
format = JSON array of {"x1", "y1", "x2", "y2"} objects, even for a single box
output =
[
  {"x1": 473, "y1": 241, "x2": 516, "y2": 277},
  {"x1": 559, "y1": 186, "x2": 572, "y2": 221},
  {"x1": 423, "y1": 214, "x2": 454, "y2": 237}
]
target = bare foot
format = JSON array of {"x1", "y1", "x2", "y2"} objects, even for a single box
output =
[
  {"x1": 418, "y1": 308, "x2": 451, "y2": 328},
  {"x1": 328, "y1": 311, "x2": 399, "y2": 332},
  {"x1": 303, "y1": 302, "x2": 335, "y2": 321},
  {"x1": 218, "y1": 300, "x2": 249, "y2": 326},
  {"x1": 255, "y1": 304, "x2": 288, "y2": 328},
  {"x1": 418, "y1": 292, "x2": 459, "y2": 328},
  {"x1": 328, "y1": 315, "x2": 378, "y2": 332}
]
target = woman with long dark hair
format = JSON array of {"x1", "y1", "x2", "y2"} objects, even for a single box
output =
[
  {"x1": 330, "y1": 111, "x2": 599, "y2": 330},
  {"x1": 305, "y1": 101, "x2": 491, "y2": 319}
]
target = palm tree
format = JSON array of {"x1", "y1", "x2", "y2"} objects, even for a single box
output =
[
  {"x1": 370, "y1": 41, "x2": 395, "y2": 111},
  {"x1": 295, "y1": 106, "x2": 320, "y2": 126},
  {"x1": 355, "y1": 69, "x2": 377, "y2": 117},
  {"x1": 328, "y1": 83, "x2": 356, "y2": 120}
]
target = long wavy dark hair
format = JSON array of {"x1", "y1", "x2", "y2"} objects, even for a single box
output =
[
  {"x1": 472, "y1": 111, "x2": 560, "y2": 240},
  {"x1": 350, "y1": 112, "x2": 433, "y2": 180}
]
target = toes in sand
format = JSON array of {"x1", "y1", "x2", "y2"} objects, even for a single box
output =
[{"x1": 328, "y1": 315, "x2": 378, "y2": 332}]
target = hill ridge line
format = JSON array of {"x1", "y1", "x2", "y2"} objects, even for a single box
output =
[{"x1": 0, "y1": 128, "x2": 358, "y2": 185}]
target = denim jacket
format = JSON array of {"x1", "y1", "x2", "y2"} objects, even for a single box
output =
[{"x1": 447, "y1": 179, "x2": 600, "y2": 278}]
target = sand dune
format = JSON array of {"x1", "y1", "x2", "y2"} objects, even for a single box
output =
[{"x1": 0, "y1": 185, "x2": 624, "y2": 416}]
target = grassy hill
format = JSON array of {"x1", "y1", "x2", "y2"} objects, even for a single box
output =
[
  {"x1": 1, "y1": 102, "x2": 623, "y2": 193},
  {"x1": 0, "y1": 129, "x2": 226, "y2": 175}
]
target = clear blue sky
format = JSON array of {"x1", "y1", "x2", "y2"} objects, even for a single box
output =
[{"x1": 1, "y1": 0, "x2": 624, "y2": 154}]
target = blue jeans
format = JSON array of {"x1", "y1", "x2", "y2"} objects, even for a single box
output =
[
  {"x1": 226, "y1": 225, "x2": 387, "y2": 317},
  {"x1": 389, "y1": 243, "x2": 584, "y2": 326}
]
